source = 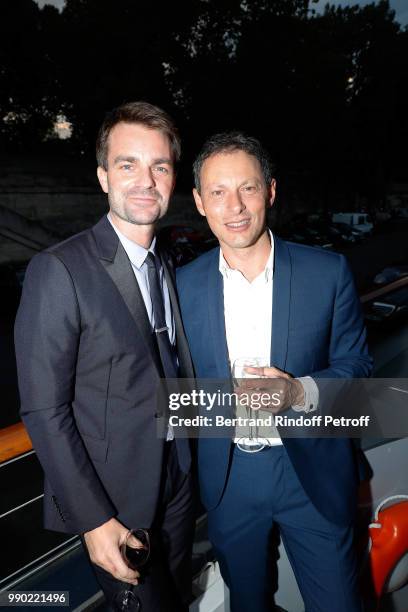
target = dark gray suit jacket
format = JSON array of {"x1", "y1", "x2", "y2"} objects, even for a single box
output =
[{"x1": 14, "y1": 216, "x2": 193, "y2": 535}]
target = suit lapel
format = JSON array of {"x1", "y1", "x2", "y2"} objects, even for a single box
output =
[
  {"x1": 271, "y1": 236, "x2": 292, "y2": 371},
  {"x1": 203, "y1": 237, "x2": 291, "y2": 377},
  {"x1": 208, "y1": 249, "x2": 230, "y2": 379},
  {"x1": 92, "y1": 217, "x2": 162, "y2": 374},
  {"x1": 160, "y1": 251, "x2": 194, "y2": 378}
]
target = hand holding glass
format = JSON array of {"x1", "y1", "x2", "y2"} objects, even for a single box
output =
[
  {"x1": 113, "y1": 528, "x2": 150, "y2": 612},
  {"x1": 232, "y1": 357, "x2": 269, "y2": 452}
]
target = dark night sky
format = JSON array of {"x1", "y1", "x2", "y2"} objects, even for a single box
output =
[{"x1": 35, "y1": 0, "x2": 408, "y2": 26}]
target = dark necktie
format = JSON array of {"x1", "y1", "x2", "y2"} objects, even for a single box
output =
[
  {"x1": 145, "y1": 252, "x2": 178, "y2": 378},
  {"x1": 145, "y1": 251, "x2": 191, "y2": 473}
]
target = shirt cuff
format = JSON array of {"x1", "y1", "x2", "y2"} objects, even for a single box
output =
[{"x1": 291, "y1": 376, "x2": 319, "y2": 413}]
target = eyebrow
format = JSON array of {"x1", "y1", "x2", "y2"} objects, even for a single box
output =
[
  {"x1": 207, "y1": 183, "x2": 228, "y2": 190},
  {"x1": 242, "y1": 177, "x2": 262, "y2": 183},
  {"x1": 153, "y1": 157, "x2": 173, "y2": 166},
  {"x1": 113, "y1": 155, "x2": 173, "y2": 166},
  {"x1": 113, "y1": 155, "x2": 136, "y2": 165},
  {"x1": 207, "y1": 177, "x2": 261, "y2": 189}
]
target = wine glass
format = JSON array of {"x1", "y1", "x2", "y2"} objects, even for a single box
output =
[
  {"x1": 113, "y1": 528, "x2": 150, "y2": 612},
  {"x1": 232, "y1": 357, "x2": 269, "y2": 452}
]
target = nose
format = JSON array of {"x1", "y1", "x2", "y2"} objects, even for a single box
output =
[
  {"x1": 136, "y1": 165, "x2": 155, "y2": 189},
  {"x1": 225, "y1": 190, "x2": 246, "y2": 216}
]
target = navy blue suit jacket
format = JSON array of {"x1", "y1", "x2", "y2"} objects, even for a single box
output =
[{"x1": 176, "y1": 236, "x2": 372, "y2": 526}]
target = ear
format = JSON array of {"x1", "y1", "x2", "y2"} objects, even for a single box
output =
[
  {"x1": 97, "y1": 166, "x2": 109, "y2": 194},
  {"x1": 193, "y1": 188, "x2": 206, "y2": 217},
  {"x1": 267, "y1": 179, "x2": 276, "y2": 209}
]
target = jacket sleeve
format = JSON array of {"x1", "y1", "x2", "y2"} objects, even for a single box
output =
[
  {"x1": 307, "y1": 255, "x2": 373, "y2": 417},
  {"x1": 311, "y1": 254, "x2": 373, "y2": 380},
  {"x1": 14, "y1": 252, "x2": 116, "y2": 534}
]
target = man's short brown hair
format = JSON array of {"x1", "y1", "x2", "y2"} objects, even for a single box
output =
[
  {"x1": 193, "y1": 131, "x2": 275, "y2": 194},
  {"x1": 96, "y1": 101, "x2": 181, "y2": 169}
]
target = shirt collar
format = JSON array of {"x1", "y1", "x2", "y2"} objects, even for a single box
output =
[
  {"x1": 107, "y1": 213, "x2": 156, "y2": 269},
  {"x1": 219, "y1": 229, "x2": 274, "y2": 282}
]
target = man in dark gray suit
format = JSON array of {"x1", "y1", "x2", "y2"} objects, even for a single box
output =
[{"x1": 14, "y1": 101, "x2": 195, "y2": 611}]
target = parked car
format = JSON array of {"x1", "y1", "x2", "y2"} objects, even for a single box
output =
[
  {"x1": 332, "y1": 212, "x2": 373, "y2": 234},
  {"x1": 330, "y1": 222, "x2": 365, "y2": 243},
  {"x1": 373, "y1": 266, "x2": 408, "y2": 285},
  {"x1": 282, "y1": 225, "x2": 333, "y2": 249},
  {"x1": 158, "y1": 225, "x2": 217, "y2": 267},
  {"x1": 363, "y1": 285, "x2": 408, "y2": 325}
]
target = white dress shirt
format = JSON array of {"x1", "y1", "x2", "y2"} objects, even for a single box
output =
[
  {"x1": 107, "y1": 214, "x2": 175, "y2": 343},
  {"x1": 107, "y1": 214, "x2": 175, "y2": 439},
  {"x1": 220, "y1": 231, "x2": 318, "y2": 446}
]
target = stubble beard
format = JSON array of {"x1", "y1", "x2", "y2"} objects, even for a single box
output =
[
  {"x1": 219, "y1": 221, "x2": 268, "y2": 252},
  {"x1": 109, "y1": 193, "x2": 167, "y2": 226}
]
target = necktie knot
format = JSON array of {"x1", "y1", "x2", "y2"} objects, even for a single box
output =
[{"x1": 145, "y1": 251, "x2": 157, "y2": 269}]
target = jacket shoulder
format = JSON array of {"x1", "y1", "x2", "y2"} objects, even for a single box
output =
[
  {"x1": 283, "y1": 239, "x2": 347, "y2": 274},
  {"x1": 29, "y1": 227, "x2": 98, "y2": 271},
  {"x1": 24, "y1": 228, "x2": 98, "y2": 287},
  {"x1": 176, "y1": 247, "x2": 218, "y2": 286},
  {"x1": 46, "y1": 227, "x2": 94, "y2": 258}
]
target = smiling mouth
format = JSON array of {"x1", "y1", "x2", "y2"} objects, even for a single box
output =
[
  {"x1": 225, "y1": 219, "x2": 251, "y2": 229},
  {"x1": 128, "y1": 196, "x2": 158, "y2": 205}
]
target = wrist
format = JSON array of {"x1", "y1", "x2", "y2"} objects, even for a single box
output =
[{"x1": 290, "y1": 379, "x2": 305, "y2": 406}]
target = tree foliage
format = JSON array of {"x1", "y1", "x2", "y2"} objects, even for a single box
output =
[{"x1": 0, "y1": 0, "x2": 406, "y2": 205}]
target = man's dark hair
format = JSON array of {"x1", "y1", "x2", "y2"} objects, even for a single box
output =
[
  {"x1": 96, "y1": 101, "x2": 181, "y2": 169},
  {"x1": 193, "y1": 131, "x2": 275, "y2": 193}
]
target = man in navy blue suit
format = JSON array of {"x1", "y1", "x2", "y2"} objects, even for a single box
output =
[{"x1": 176, "y1": 132, "x2": 372, "y2": 612}]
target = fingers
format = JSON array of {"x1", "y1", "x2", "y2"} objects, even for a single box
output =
[
  {"x1": 109, "y1": 550, "x2": 140, "y2": 584},
  {"x1": 237, "y1": 379, "x2": 267, "y2": 390},
  {"x1": 234, "y1": 379, "x2": 294, "y2": 413},
  {"x1": 87, "y1": 548, "x2": 140, "y2": 584},
  {"x1": 264, "y1": 366, "x2": 291, "y2": 379},
  {"x1": 233, "y1": 366, "x2": 295, "y2": 414},
  {"x1": 244, "y1": 366, "x2": 292, "y2": 379},
  {"x1": 89, "y1": 545, "x2": 140, "y2": 584},
  {"x1": 243, "y1": 366, "x2": 267, "y2": 377},
  {"x1": 126, "y1": 533, "x2": 145, "y2": 550},
  {"x1": 238, "y1": 375, "x2": 288, "y2": 391},
  {"x1": 95, "y1": 546, "x2": 140, "y2": 584},
  {"x1": 83, "y1": 518, "x2": 140, "y2": 585}
]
